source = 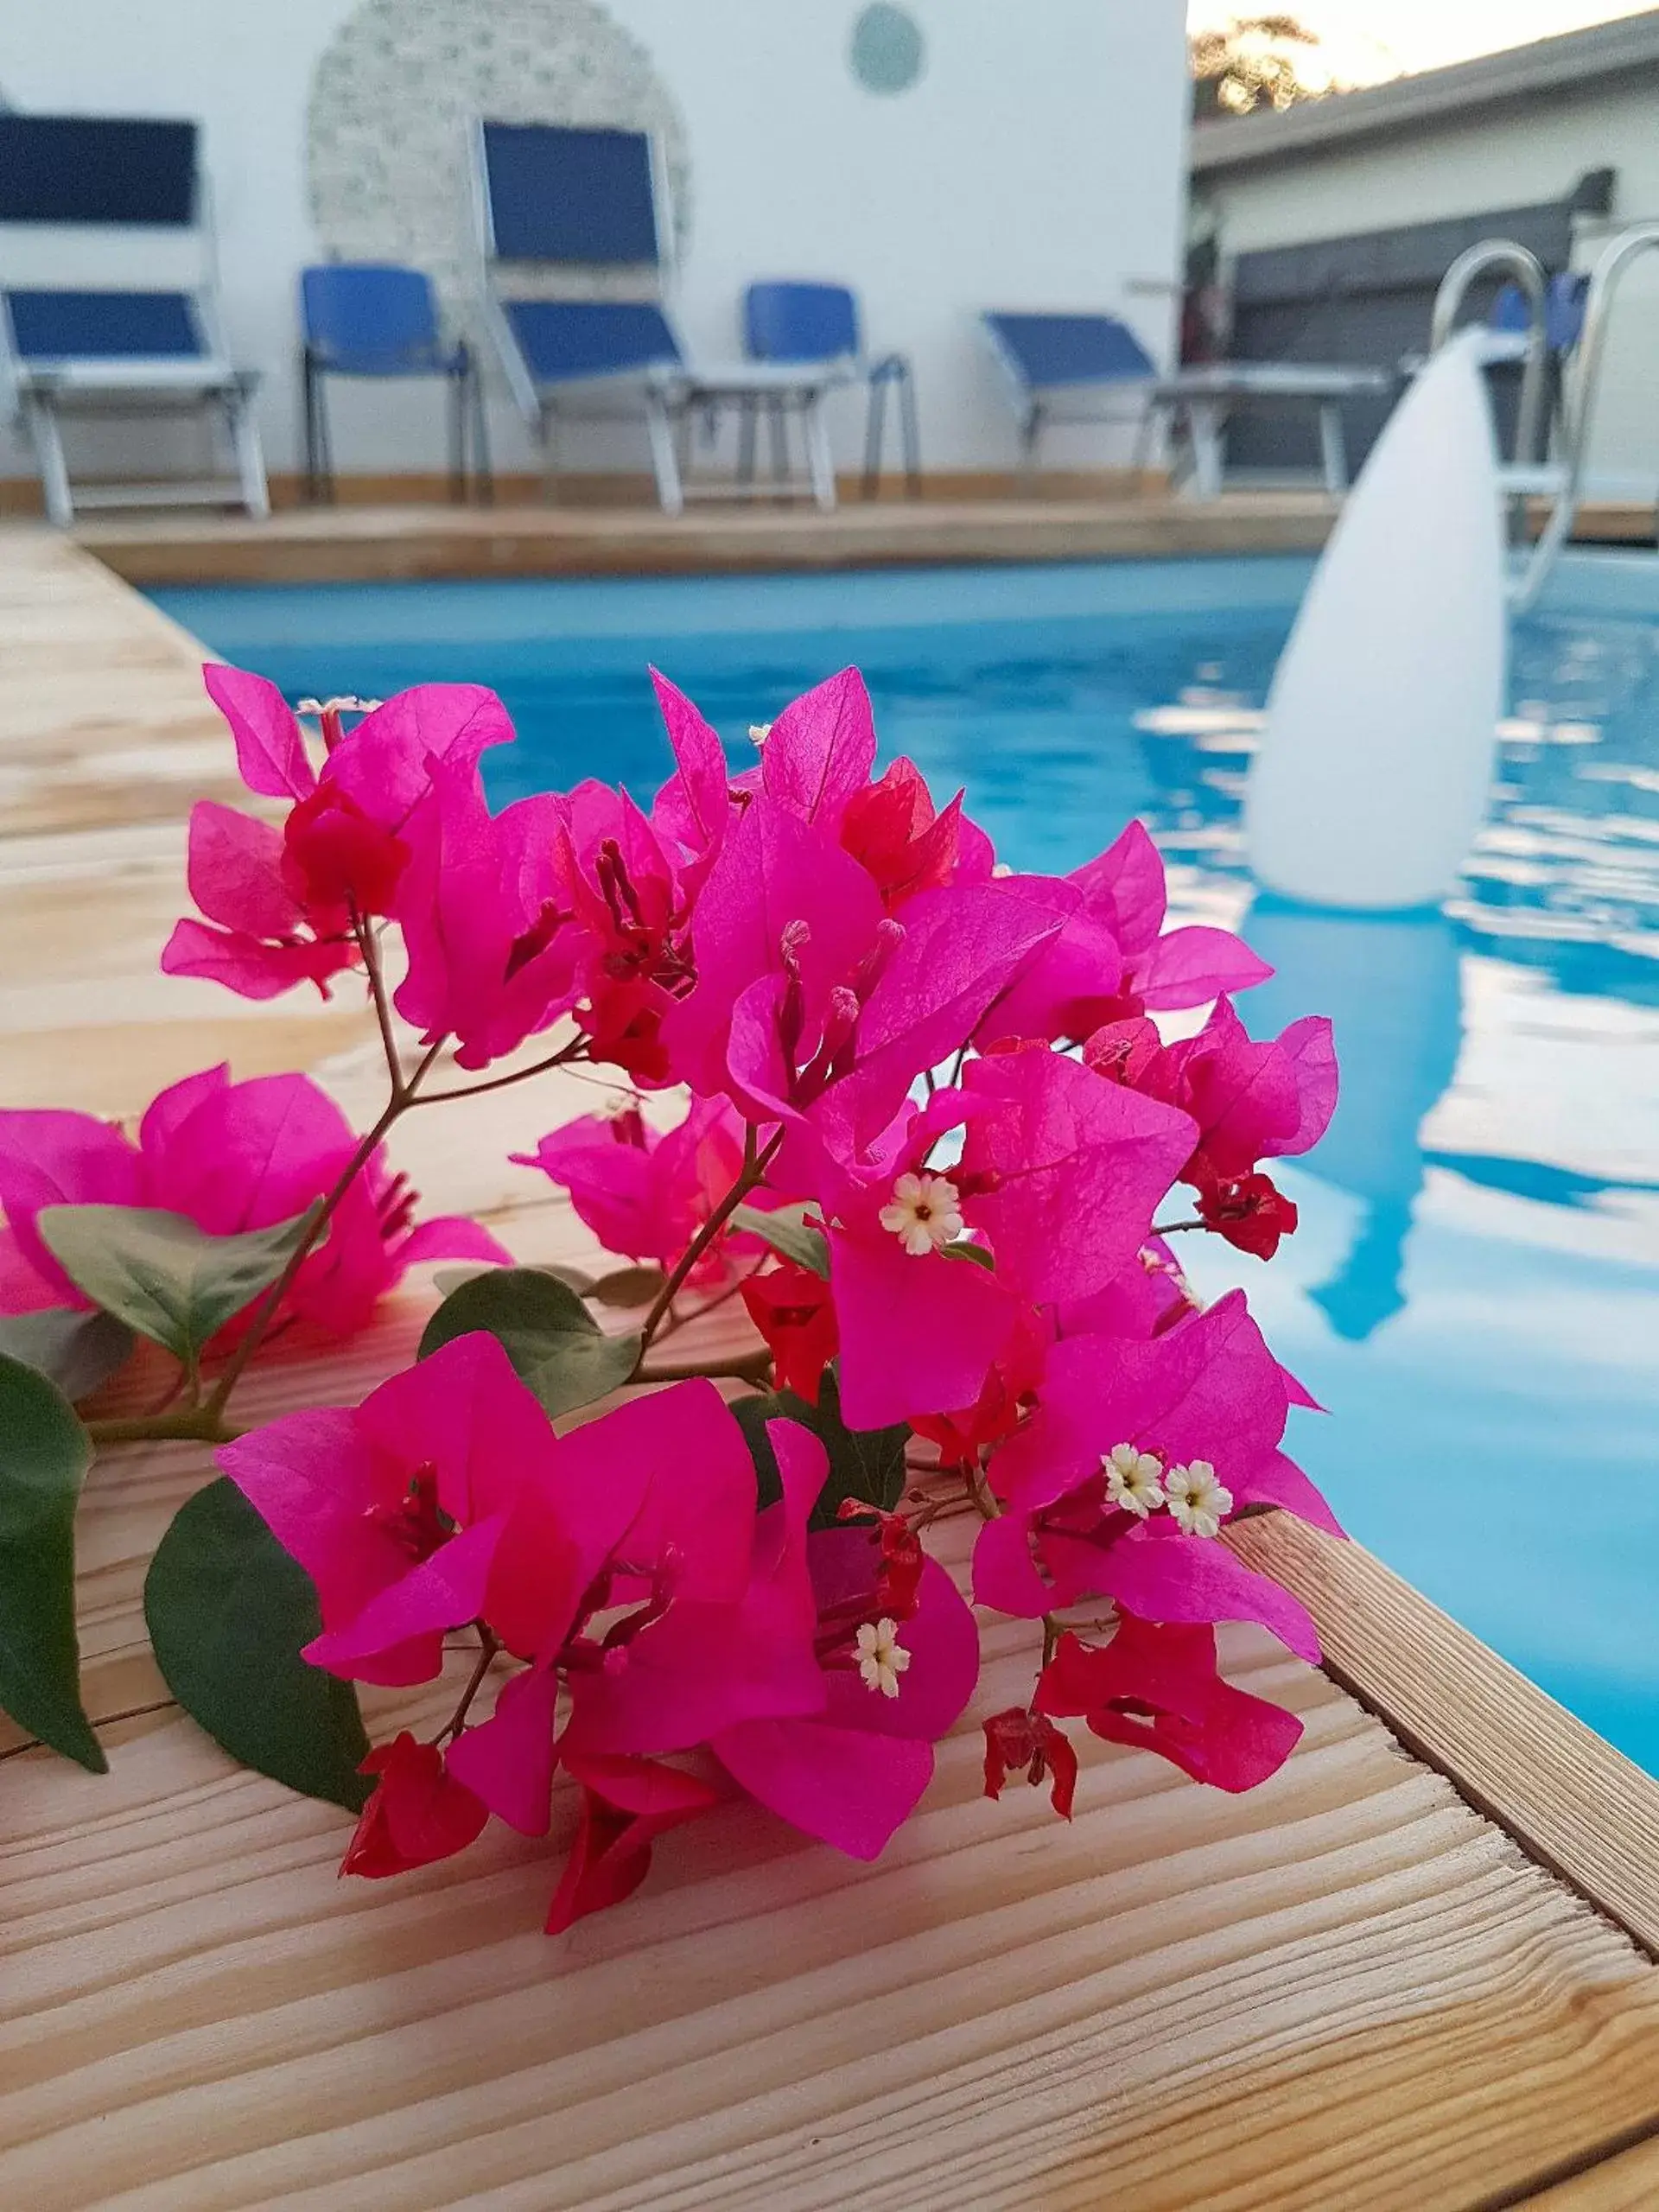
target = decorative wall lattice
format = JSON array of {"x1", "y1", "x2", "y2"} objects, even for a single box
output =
[{"x1": 306, "y1": 0, "x2": 691, "y2": 330}]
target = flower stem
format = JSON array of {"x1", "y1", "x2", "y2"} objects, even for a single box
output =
[
  {"x1": 87, "y1": 1410, "x2": 244, "y2": 1446},
  {"x1": 410, "y1": 1036, "x2": 588, "y2": 1108},
  {"x1": 437, "y1": 1625, "x2": 500, "y2": 1743},
  {"x1": 200, "y1": 1038, "x2": 444, "y2": 1424},
  {"x1": 1151, "y1": 1218, "x2": 1205, "y2": 1236},
  {"x1": 353, "y1": 908, "x2": 405, "y2": 1096},
  {"x1": 636, "y1": 1127, "x2": 782, "y2": 1357}
]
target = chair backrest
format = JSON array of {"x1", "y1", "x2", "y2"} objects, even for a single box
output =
[
  {"x1": 0, "y1": 115, "x2": 198, "y2": 228},
  {"x1": 1490, "y1": 273, "x2": 1589, "y2": 359},
  {"x1": 984, "y1": 311, "x2": 1155, "y2": 389},
  {"x1": 477, "y1": 122, "x2": 664, "y2": 271},
  {"x1": 302, "y1": 264, "x2": 443, "y2": 372},
  {"x1": 745, "y1": 281, "x2": 861, "y2": 364}
]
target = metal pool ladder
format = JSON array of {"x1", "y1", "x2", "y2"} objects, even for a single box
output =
[{"x1": 1431, "y1": 223, "x2": 1659, "y2": 612}]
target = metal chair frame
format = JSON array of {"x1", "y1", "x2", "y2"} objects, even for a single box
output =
[{"x1": 740, "y1": 282, "x2": 920, "y2": 499}]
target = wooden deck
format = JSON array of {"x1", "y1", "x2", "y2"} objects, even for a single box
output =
[{"x1": 3, "y1": 525, "x2": 1659, "y2": 2209}]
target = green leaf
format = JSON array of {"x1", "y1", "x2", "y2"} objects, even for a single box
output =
[
  {"x1": 940, "y1": 1238, "x2": 995, "y2": 1270},
  {"x1": 729, "y1": 1368, "x2": 908, "y2": 1532},
  {"x1": 144, "y1": 1477, "x2": 370, "y2": 1811},
  {"x1": 419, "y1": 1267, "x2": 640, "y2": 1419},
  {"x1": 731, "y1": 1202, "x2": 830, "y2": 1279},
  {"x1": 589, "y1": 1263, "x2": 668, "y2": 1308},
  {"x1": 36, "y1": 1204, "x2": 319, "y2": 1369},
  {"x1": 0, "y1": 1307, "x2": 135, "y2": 1402},
  {"x1": 433, "y1": 1261, "x2": 597, "y2": 1300},
  {"x1": 0, "y1": 1353, "x2": 105, "y2": 1771}
]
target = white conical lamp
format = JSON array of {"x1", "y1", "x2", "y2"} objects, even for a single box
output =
[{"x1": 1245, "y1": 328, "x2": 1507, "y2": 910}]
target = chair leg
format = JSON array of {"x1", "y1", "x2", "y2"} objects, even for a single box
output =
[
  {"x1": 23, "y1": 393, "x2": 75, "y2": 528},
  {"x1": 1130, "y1": 397, "x2": 1159, "y2": 488},
  {"x1": 301, "y1": 351, "x2": 319, "y2": 504},
  {"x1": 312, "y1": 363, "x2": 337, "y2": 505},
  {"x1": 736, "y1": 396, "x2": 758, "y2": 488},
  {"x1": 862, "y1": 374, "x2": 887, "y2": 500},
  {"x1": 227, "y1": 376, "x2": 270, "y2": 520},
  {"x1": 898, "y1": 359, "x2": 921, "y2": 498},
  {"x1": 538, "y1": 399, "x2": 562, "y2": 504},
  {"x1": 448, "y1": 365, "x2": 466, "y2": 504},
  {"x1": 1317, "y1": 400, "x2": 1349, "y2": 496},
  {"x1": 469, "y1": 354, "x2": 493, "y2": 506},
  {"x1": 765, "y1": 397, "x2": 790, "y2": 499},
  {"x1": 645, "y1": 388, "x2": 684, "y2": 515},
  {"x1": 1187, "y1": 398, "x2": 1225, "y2": 500},
  {"x1": 804, "y1": 391, "x2": 836, "y2": 512},
  {"x1": 1020, "y1": 404, "x2": 1043, "y2": 488}
]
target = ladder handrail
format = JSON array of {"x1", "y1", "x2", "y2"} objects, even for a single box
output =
[
  {"x1": 1512, "y1": 219, "x2": 1659, "y2": 612},
  {"x1": 1429, "y1": 238, "x2": 1549, "y2": 471}
]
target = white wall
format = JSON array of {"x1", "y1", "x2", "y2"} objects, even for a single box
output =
[
  {"x1": 1196, "y1": 78, "x2": 1659, "y2": 500},
  {"x1": 0, "y1": 0, "x2": 1191, "y2": 486}
]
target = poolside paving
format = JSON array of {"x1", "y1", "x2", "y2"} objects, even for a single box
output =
[{"x1": 3, "y1": 523, "x2": 1659, "y2": 2210}]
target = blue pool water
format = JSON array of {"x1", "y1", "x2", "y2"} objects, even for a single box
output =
[{"x1": 155, "y1": 556, "x2": 1659, "y2": 1770}]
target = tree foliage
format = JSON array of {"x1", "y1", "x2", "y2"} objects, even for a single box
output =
[{"x1": 1190, "y1": 14, "x2": 1328, "y2": 120}]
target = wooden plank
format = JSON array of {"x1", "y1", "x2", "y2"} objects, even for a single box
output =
[
  {"x1": 7, "y1": 1574, "x2": 1659, "y2": 2212},
  {"x1": 65, "y1": 492, "x2": 1343, "y2": 588},
  {"x1": 1520, "y1": 2132, "x2": 1659, "y2": 2208},
  {"x1": 1230, "y1": 1516, "x2": 1659, "y2": 1962}
]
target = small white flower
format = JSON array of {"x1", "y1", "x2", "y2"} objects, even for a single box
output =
[
  {"x1": 1103, "y1": 1441, "x2": 1165, "y2": 1518},
  {"x1": 855, "y1": 1617, "x2": 912, "y2": 1698},
  {"x1": 878, "y1": 1171, "x2": 964, "y2": 1257},
  {"x1": 748, "y1": 721, "x2": 772, "y2": 747},
  {"x1": 297, "y1": 695, "x2": 381, "y2": 717},
  {"x1": 1162, "y1": 1459, "x2": 1233, "y2": 1539}
]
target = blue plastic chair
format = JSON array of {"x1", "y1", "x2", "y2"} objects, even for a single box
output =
[
  {"x1": 300, "y1": 264, "x2": 490, "y2": 503},
  {"x1": 743, "y1": 281, "x2": 918, "y2": 498},
  {"x1": 0, "y1": 114, "x2": 267, "y2": 525}
]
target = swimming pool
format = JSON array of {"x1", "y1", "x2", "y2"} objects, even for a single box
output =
[{"x1": 155, "y1": 554, "x2": 1659, "y2": 1770}]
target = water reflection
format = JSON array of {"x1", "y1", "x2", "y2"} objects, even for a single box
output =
[{"x1": 1242, "y1": 902, "x2": 1464, "y2": 1343}]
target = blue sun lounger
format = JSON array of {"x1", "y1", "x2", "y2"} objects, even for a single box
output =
[
  {"x1": 0, "y1": 114, "x2": 268, "y2": 527},
  {"x1": 983, "y1": 310, "x2": 1392, "y2": 497},
  {"x1": 472, "y1": 122, "x2": 849, "y2": 513}
]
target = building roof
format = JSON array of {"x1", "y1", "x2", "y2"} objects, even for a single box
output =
[{"x1": 1191, "y1": 9, "x2": 1659, "y2": 175}]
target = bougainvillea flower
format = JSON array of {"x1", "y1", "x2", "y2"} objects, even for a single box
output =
[
  {"x1": 741, "y1": 1257, "x2": 839, "y2": 1402},
  {"x1": 552, "y1": 778, "x2": 694, "y2": 1084},
  {"x1": 757, "y1": 667, "x2": 878, "y2": 833},
  {"x1": 982, "y1": 1704, "x2": 1078, "y2": 1818},
  {"x1": 163, "y1": 665, "x2": 514, "y2": 1001},
  {"x1": 839, "y1": 756, "x2": 992, "y2": 912},
  {"x1": 972, "y1": 1293, "x2": 1333, "y2": 1657},
  {"x1": 393, "y1": 756, "x2": 581, "y2": 1070},
  {"x1": 340, "y1": 1732, "x2": 490, "y2": 1877},
  {"x1": 0, "y1": 1065, "x2": 504, "y2": 1335},
  {"x1": 713, "y1": 1526, "x2": 979, "y2": 1859},
  {"x1": 1145, "y1": 995, "x2": 1338, "y2": 1186},
  {"x1": 661, "y1": 791, "x2": 887, "y2": 1101},
  {"x1": 910, "y1": 1304, "x2": 1049, "y2": 1471},
  {"x1": 1069, "y1": 821, "x2": 1274, "y2": 1012},
  {"x1": 1197, "y1": 1170, "x2": 1300, "y2": 1259},
  {"x1": 1035, "y1": 1618, "x2": 1303, "y2": 1792},
  {"x1": 959, "y1": 1042, "x2": 1197, "y2": 1308},
  {"x1": 544, "y1": 1752, "x2": 725, "y2": 1935},
  {"x1": 561, "y1": 1403, "x2": 829, "y2": 1757},
  {"x1": 514, "y1": 1097, "x2": 748, "y2": 1280},
  {"x1": 220, "y1": 1332, "x2": 582, "y2": 1685},
  {"x1": 648, "y1": 668, "x2": 734, "y2": 897}
]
